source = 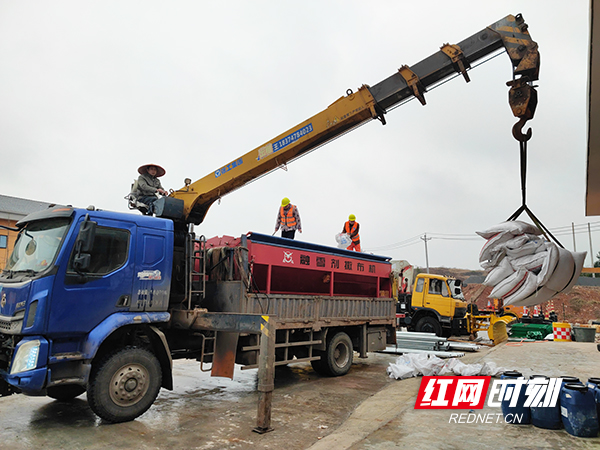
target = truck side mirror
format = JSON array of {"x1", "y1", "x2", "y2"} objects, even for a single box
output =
[
  {"x1": 73, "y1": 217, "x2": 97, "y2": 274},
  {"x1": 77, "y1": 219, "x2": 97, "y2": 253},
  {"x1": 72, "y1": 253, "x2": 91, "y2": 272}
]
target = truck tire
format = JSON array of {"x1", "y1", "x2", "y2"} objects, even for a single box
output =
[
  {"x1": 47, "y1": 384, "x2": 86, "y2": 401},
  {"x1": 318, "y1": 332, "x2": 354, "y2": 377},
  {"x1": 415, "y1": 317, "x2": 442, "y2": 336},
  {"x1": 87, "y1": 347, "x2": 162, "y2": 423},
  {"x1": 310, "y1": 350, "x2": 327, "y2": 375}
]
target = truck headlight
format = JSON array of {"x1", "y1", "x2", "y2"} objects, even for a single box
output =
[{"x1": 10, "y1": 339, "x2": 41, "y2": 374}]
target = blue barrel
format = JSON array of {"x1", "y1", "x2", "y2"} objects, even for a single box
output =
[
  {"x1": 587, "y1": 378, "x2": 600, "y2": 427},
  {"x1": 560, "y1": 383, "x2": 599, "y2": 437},
  {"x1": 561, "y1": 376, "x2": 581, "y2": 386},
  {"x1": 501, "y1": 371, "x2": 531, "y2": 424},
  {"x1": 529, "y1": 375, "x2": 562, "y2": 429},
  {"x1": 587, "y1": 377, "x2": 600, "y2": 389}
]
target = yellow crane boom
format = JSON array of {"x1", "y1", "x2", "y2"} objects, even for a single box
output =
[{"x1": 158, "y1": 14, "x2": 539, "y2": 225}]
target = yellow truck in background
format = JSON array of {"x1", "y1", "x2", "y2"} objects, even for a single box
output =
[
  {"x1": 395, "y1": 273, "x2": 513, "y2": 341},
  {"x1": 395, "y1": 273, "x2": 467, "y2": 337}
]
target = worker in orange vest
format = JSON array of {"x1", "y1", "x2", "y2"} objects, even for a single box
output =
[
  {"x1": 274, "y1": 197, "x2": 302, "y2": 239},
  {"x1": 342, "y1": 214, "x2": 361, "y2": 252}
]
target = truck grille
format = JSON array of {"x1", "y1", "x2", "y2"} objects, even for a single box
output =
[{"x1": 0, "y1": 315, "x2": 23, "y2": 334}]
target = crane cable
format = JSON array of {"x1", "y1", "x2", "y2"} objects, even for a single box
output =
[{"x1": 505, "y1": 133, "x2": 564, "y2": 249}]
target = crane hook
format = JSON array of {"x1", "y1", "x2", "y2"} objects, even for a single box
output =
[{"x1": 512, "y1": 117, "x2": 532, "y2": 142}]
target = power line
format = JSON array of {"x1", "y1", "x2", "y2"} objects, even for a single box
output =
[{"x1": 367, "y1": 220, "x2": 600, "y2": 252}]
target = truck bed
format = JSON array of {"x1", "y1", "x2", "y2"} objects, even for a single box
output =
[{"x1": 200, "y1": 232, "x2": 395, "y2": 328}]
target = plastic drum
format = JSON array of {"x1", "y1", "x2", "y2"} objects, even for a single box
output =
[
  {"x1": 529, "y1": 375, "x2": 562, "y2": 429},
  {"x1": 500, "y1": 371, "x2": 531, "y2": 424},
  {"x1": 560, "y1": 383, "x2": 599, "y2": 437},
  {"x1": 587, "y1": 378, "x2": 600, "y2": 428}
]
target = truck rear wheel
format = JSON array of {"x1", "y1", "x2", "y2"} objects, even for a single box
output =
[
  {"x1": 47, "y1": 384, "x2": 86, "y2": 401},
  {"x1": 310, "y1": 351, "x2": 327, "y2": 375},
  {"x1": 314, "y1": 332, "x2": 353, "y2": 377},
  {"x1": 87, "y1": 347, "x2": 162, "y2": 423},
  {"x1": 415, "y1": 317, "x2": 442, "y2": 336}
]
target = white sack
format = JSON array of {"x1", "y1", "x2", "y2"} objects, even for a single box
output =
[
  {"x1": 403, "y1": 353, "x2": 446, "y2": 376},
  {"x1": 505, "y1": 285, "x2": 555, "y2": 307},
  {"x1": 479, "y1": 361, "x2": 507, "y2": 377},
  {"x1": 545, "y1": 247, "x2": 576, "y2": 292},
  {"x1": 335, "y1": 233, "x2": 351, "y2": 248},
  {"x1": 505, "y1": 234, "x2": 539, "y2": 250},
  {"x1": 387, "y1": 362, "x2": 419, "y2": 380},
  {"x1": 535, "y1": 243, "x2": 559, "y2": 286},
  {"x1": 505, "y1": 239, "x2": 545, "y2": 258},
  {"x1": 501, "y1": 271, "x2": 540, "y2": 305},
  {"x1": 387, "y1": 354, "x2": 452, "y2": 379},
  {"x1": 453, "y1": 362, "x2": 484, "y2": 376},
  {"x1": 484, "y1": 257, "x2": 514, "y2": 286},
  {"x1": 506, "y1": 250, "x2": 587, "y2": 307},
  {"x1": 481, "y1": 249, "x2": 507, "y2": 270},
  {"x1": 510, "y1": 250, "x2": 547, "y2": 272},
  {"x1": 476, "y1": 221, "x2": 542, "y2": 240},
  {"x1": 548, "y1": 249, "x2": 587, "y2": 293},
  {"x1": 479, "y1": 221, "x2": 587, "y2": 307},
  {"x1": 489, "y1": 268, "x2": 528, "y2": 299},
  {"x1": 479, "y1": 231, "x2": 514, "y2": 263}
]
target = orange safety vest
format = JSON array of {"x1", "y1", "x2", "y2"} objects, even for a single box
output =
[
  {"x1": 280, "y1": 205, "x2": 297, "y2": 228},
  {"x1": 344, "y1": 221, "x2": 360, "y2": 244}
]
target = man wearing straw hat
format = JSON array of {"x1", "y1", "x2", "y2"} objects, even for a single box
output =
[{"x1": 135, "y1": 163, "x2": 168, "y2": 215}]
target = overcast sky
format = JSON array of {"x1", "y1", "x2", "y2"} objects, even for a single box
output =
[{"x1": 0, "y1": 1, "x2": 594, "y2": 270}]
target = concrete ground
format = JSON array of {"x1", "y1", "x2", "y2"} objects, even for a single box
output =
[
  {"x1": 1, "y1": 341, "x2": 600, "y2": 449},
  {"x1": 310, "y1": 341, "x2": 600, "y2": 450}
]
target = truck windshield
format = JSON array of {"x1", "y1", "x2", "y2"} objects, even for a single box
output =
[{"x1": 4, "y1": 218, "x2": 71, "y2": 274}]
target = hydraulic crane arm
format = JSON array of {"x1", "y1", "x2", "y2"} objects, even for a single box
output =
[{"x1": 163, "y1": 14, "x2": 539, "y2": 225}]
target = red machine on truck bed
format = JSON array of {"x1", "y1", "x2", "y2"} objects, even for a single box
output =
[{"x1": 192, "y1": 232, "x2": 395, "y2": 377}]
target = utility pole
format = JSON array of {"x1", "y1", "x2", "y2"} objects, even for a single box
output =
[
  {"x1": 421, "y1": 233, "x2": 431, "y2": 274},
  {"x1": 572, "y1": 222, "x2": 577, "y2": 251},
  {"x1": 588, "y1": 223, "x2": 595, "y2": 278}
]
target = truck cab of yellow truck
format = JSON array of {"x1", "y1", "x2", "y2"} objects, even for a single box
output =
[{"x1": 396, "y1": 273, "x2": 468, "y2": 337}]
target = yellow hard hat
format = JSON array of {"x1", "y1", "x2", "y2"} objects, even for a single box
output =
[
  {"x1": 349, "y1": 214, "x2": 356, "y2": 221},
  {"x1": 281, "y1": 197, "x2": 290, "y2": 206}
]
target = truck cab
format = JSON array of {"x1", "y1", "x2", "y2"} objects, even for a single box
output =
[
  {"x1": 0, "y1": 206, "x2": 173, "y2": 400},
  {"x1": 396, "y1": 273, "x2": 467, "y2": 336}
]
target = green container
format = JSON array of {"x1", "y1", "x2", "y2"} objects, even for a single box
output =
[{"x1": 509, "y1": 323, "x2": 553, "y2": 339}]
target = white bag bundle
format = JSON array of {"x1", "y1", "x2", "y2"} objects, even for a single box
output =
[
  {"x1": 387, "y1": 360, "x2": 418, "y2": 380},
  {"x1": 388, "y1": 356, "x2": 508, "y2": 379},
  {"x1": 386, "y1": 353, "x2": 447, "y2": 379},
  {"x1": 477, "y1": 221, "x2": 586, "y2": 306}
]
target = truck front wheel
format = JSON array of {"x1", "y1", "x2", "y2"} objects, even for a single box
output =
[
  {"x1": 87, "y1": 347, "x2": 162, "y2": 423},
  {"x1": 415, "y1": 317, "x2": 442, "y2": 336}
]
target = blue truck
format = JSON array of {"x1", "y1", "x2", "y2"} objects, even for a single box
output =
[
  {"x1": 0, "y1": 206, "x2": 396, "y2": 424},
  {"x1": 0, "y1": 14, "x2": 539, "y2": 423}
]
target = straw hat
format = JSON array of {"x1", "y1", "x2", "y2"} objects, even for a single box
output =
[{"x1": 138, "y1": 163, "x2": 166, "y2": 177}]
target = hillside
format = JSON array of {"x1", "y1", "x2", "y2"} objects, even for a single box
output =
[{"x1": 425, "y1": 267, "x2": 600, "y2": 324}]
